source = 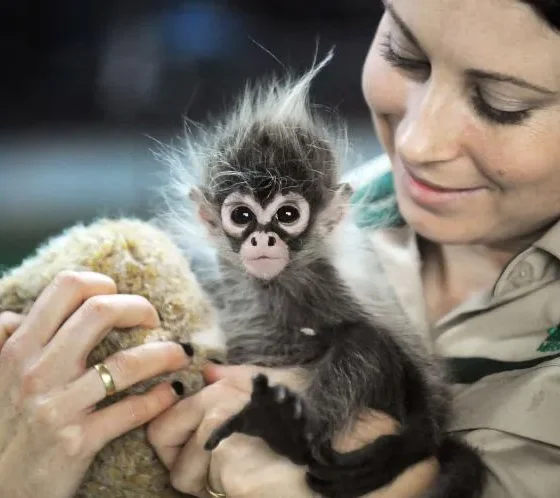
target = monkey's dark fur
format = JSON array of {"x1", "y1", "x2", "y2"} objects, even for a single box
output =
[{"x1": 166, "y1": 53, "x2": 487, "y2": 498}]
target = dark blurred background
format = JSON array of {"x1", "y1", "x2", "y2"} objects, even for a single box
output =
[{"x1": 0, "y1": 0, "x2": 384, "y2": 270}]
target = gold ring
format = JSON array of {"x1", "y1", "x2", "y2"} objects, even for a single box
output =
[
  {"x1": 205, "y1": 480, "x2": 226, "y2": 498},
  {"x1": 93, "y1": 363, "x2": 117, "y2": 397}
]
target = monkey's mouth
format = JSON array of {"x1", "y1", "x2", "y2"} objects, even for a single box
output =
[{"x1": 243, "y1": 256, "x2": 288, "y2": 280}]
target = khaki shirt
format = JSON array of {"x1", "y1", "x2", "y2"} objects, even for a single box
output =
[{"x1": 354, "y1": 157, "x2": 560, "y2": 497}]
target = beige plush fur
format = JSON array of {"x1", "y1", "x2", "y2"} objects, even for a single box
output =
[{"x1": 0, "y1": 218, "x2": 226, "y2": 498}]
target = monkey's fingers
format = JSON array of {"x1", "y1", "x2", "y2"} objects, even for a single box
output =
[
  {"x1": 251, "y1": 373, "x2": 270, "y2": 397},
  {"x1": 204, "y1": 411, "x2": 246, "y2": 450}
]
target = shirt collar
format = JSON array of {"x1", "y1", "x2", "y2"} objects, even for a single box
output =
[
  {"x1": 368, "y1": 219, "x2": 560, "y2": 332},
  {"x1": 533, "y1": 218, "x2": 560, "y2": 262}
]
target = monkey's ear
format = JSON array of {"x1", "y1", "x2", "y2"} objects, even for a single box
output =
[
  {"x1": 317, "y1": 182, "x2": 354, "y2": 235},
  {"x1": 189, "y1": 186, "x2": 220, "y2": 233}
]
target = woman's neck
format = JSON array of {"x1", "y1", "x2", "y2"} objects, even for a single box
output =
[{"x1": 419, "y1": 235, "x2": 538, "y2": 325}]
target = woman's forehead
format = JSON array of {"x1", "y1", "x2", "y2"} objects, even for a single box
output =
[{"x1": 388, "y1": 0, "x2": 560, "y2": 89}]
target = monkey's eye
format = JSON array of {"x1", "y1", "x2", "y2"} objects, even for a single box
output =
[
  {"x1": 230, "y1": 206, "x2": 255, "y2": 225},
  {"x1": 276, "y1": 205, "x2": 300, "y2": 224}
]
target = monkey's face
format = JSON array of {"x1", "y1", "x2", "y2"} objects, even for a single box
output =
[
  {"x1": 220, "y1": 191, "x2": 310, "y2": 280},
  {"x1": 192, "y1": 182, "x2": 352, "y2": 281}
]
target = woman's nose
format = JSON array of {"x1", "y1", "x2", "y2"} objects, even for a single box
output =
[{"x1": 396, "y1": 82, "x2": 464, "y2": 167}]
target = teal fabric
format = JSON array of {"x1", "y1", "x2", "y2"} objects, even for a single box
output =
[{"x1": 350, "y1": 169, "x2": 404, "y2": 228}]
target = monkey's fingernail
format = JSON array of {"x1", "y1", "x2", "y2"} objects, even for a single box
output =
[
  {"x1": 180, "y1": 342, "x2": 194, "y2": 357},
  {"x1": 208, "y1": 357, "x2": 224, "y2": 364},
  {"x1": 171, "y1": 381, "x2": 185, "y2": 396}
]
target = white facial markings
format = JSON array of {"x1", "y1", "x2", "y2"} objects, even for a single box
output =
[
  {"x1": 221, "y1": 192, "x2": 262, "y2": 237},
  {"x1": 265, "y1": 192, "x2": 310, "y2": 236},
  {"x1": 221, "y1": 191, "x2": 310, "y2": 237}
]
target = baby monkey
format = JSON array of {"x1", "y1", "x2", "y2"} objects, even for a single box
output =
[{"x1": 171, "y1": 54, "x2": 486, "y2": 498}]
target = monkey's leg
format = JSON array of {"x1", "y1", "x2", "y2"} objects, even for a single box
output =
[
  {"x1": 309, "y1": 435, "x2": 485, "y2": 498},
  {"x1": 300, "y1": 321, "x2": 441, "y2": 498},
  {"x1": 424, "y1": 435, "x2": 486, "y2": 498},
  {"x1": 204, "y1": 373, "x2": 313, "y2": 465},
  {"x1": 305, "y1": 423, "x2": 436, "y2": 498}
]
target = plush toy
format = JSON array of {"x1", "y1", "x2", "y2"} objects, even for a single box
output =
[{"x1": 0, "y1": 217, "x2": 226, "y2": 498}]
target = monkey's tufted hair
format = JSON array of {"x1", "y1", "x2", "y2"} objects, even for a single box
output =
[
  {"x1": 188, "y1": 51, "x2": 346, "y2": 201},
  {"x1": 157, "y1": 51, "x2": 356, "y2": 285}
]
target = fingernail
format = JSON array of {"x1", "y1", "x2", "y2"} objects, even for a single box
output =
[
  {"x1": 180, "y1": 342, "x2": 194, "y2": 357},
  {"x1": 171, "y1": 381, "x2": 185, "y2": 396},
  {"x1": 208, "y1": 357, "x2": 224, "y2": 364}
]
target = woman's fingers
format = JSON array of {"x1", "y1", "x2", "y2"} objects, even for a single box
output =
[
  {"x1": 41, "y1": 293, "x2": 160, "y2": 382},
  {"x1": 203, "y1": 363, "x2": 308, "y2": 392},
  {"x1": 0, "y1": 312, "x2": 24, "y2": 349},
  {"x1": 169, "y1": 399, "x2": 247, "y2": 494},
  {"x1": 84, "y1": 382, "x2": 181, "y2": 455},
  {"x1": 168, "y1": 431, "x2": 213, "y2": 496},
  {"x1": 14, "y1": 271, "x2": 117, "y2": 349},
  {"x1": 147, "y1": 389, "x2": 213, "y2": 469},
  {"x1": 51, "y1": 341, "x2": 191, "y2": 418},
  {"x1": 147, "y1": 381, "x2": 249, "y2": 495}
]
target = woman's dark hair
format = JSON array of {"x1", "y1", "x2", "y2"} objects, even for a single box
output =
[{"x1": 520, "y1": 0, "x2": 560, "y2": 30}]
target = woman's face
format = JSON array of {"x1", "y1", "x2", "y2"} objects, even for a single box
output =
[{"x1": 362, "y1": 0, "x2": 560, "y2": 246}]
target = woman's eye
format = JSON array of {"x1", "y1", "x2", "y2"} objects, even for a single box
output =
[
  {"x1": 276, "y1": 205, "x2": 300, "y2": 224},
  {"x1": 230, "y1": 206, "x2": 255, "y2": 225},
  {"x1": 471, "y1": 88, "x2": 531, "y2": 126},
  {"x1": 379, "y1": 35, "x2": 430, "y2": 79}
]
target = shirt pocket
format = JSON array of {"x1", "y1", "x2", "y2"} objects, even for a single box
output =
[{"x1": 447, "y1": 358, "x2": 560, "y2": 448}]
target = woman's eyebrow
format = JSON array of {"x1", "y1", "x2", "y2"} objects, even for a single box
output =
[
  {"x1": 466, "y1": 69, "x2": 556, "y2": 95},
  {"x1": 383, "y1": 1, "x2": 557, "y2": 96},
  {"x1": 383, "y1": 1, "x2": 425, "y2": 52}
]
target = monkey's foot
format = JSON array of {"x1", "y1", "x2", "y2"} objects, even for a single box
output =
[
  {"x1": 306, "y1": 433, "x2": 434, "y2": 498},
  {"x1": 204, "y1": 374, "x2": 312, "y2": 465}
]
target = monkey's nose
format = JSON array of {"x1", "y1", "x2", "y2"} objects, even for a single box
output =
[
  {"x1": 251, "y1": 237, "x2": 257, "y2": 247},
  {"x1": 268, "y1": 236, "x2": 276, "y2": 247}
]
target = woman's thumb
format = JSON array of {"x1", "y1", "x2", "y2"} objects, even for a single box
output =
[
  {"x1": 202, "y1": 363, "x2": 266, "y2": 387},
  {"x1": 202, "y1": 363, "x2": 307, "y2": 391}
]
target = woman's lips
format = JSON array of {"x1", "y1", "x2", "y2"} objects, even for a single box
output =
[{"x1": 402, "y1": 166, "x2": 486, "y2": 207}]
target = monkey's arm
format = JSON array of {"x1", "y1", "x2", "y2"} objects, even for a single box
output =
[{"x1": 281, "y1": 322, "x2": 484, "y2": 498}]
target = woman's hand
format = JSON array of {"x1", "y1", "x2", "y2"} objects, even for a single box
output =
[
  {"x1": 0, "y1": 310, "x2": 24, "y2": 346},
  {"x1": 148, "y1": 363, "x2": 439, "y2": 498},
  {"x1": 147, "y1": 363, "x2": 314, "y2": 497},
  {"x1": 0, "y1": 271, "x2": 190, "y2": 498}
]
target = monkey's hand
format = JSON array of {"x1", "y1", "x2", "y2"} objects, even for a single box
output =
[{"x1": 204, "y1": 373, "x2": 314, "y2": 465}]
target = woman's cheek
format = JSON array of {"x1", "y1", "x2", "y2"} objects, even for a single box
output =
[
  {"x1": 362, "y1": 41, "x2": 407, "y2": 154},
  {"x1": 472, "y1": 124, "x2": 560, "y2": 192}
]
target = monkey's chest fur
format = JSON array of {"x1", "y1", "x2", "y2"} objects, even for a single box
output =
[{"x1": 223, "y1": 260, "x2": 355, "y2": 362}]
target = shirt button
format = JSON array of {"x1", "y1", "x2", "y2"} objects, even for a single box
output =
[{"x1": 510, "y1": 261, "x2": 534, "y2": 287}]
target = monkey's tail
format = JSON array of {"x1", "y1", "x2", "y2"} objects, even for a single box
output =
[{"x1": 425, "y1": 435, "x2": 487, "y2": 498}]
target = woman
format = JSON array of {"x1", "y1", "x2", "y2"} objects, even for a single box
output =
[{"x1": 1, "y1": 0, "x2": 559, "y2": 496}]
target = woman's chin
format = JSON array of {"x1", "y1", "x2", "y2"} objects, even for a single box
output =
[{"x1": 397, "y1": 196, "x2": 487, "y2": 246}]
